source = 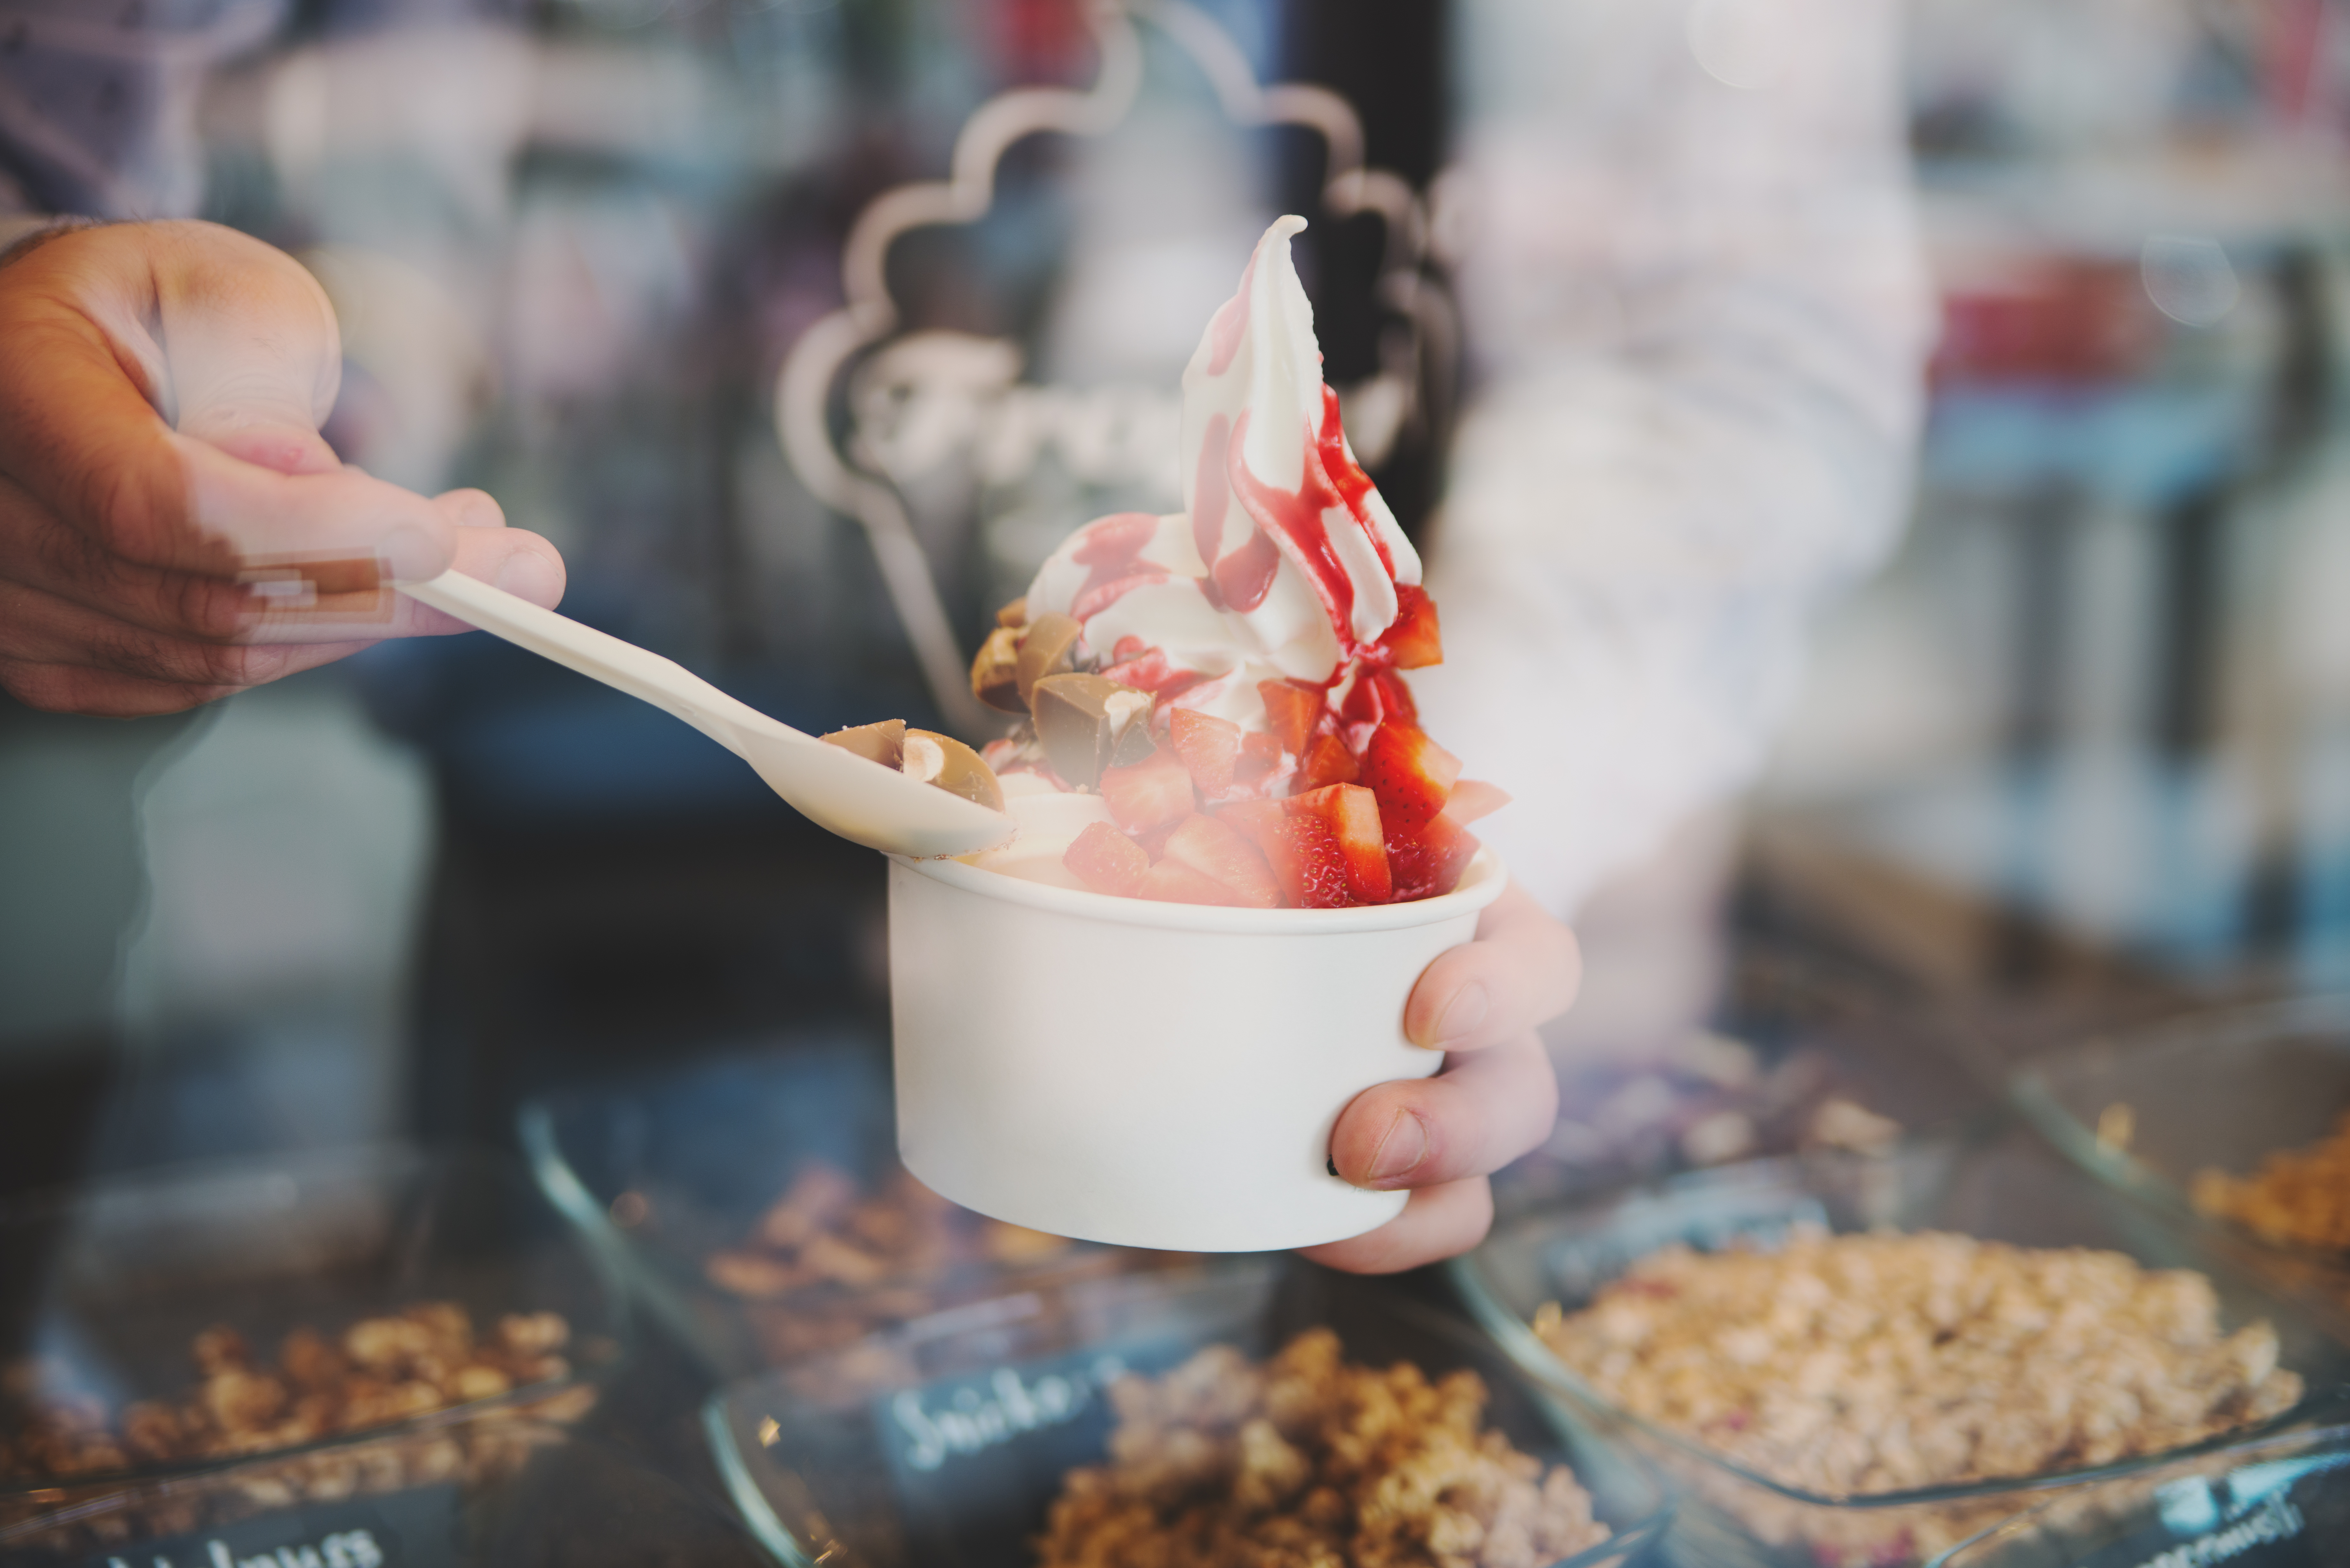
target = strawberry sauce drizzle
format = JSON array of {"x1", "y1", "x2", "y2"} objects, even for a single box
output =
[
  {"x1": 1314, "y1": 384, "x2": 1396, "y2": 580},
  {"x1": 1203, "y1": 250, "x2": 1258, "y2": 377},
  {"x1": 1069, "y1": 511, "x2": 1169, "y2": 623},
  {"x1": 1226, "y1": 403, "x2": 1373, "y2": 653}
]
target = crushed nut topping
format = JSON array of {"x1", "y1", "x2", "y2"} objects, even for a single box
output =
[
  {"x1": 1036, "y1": 1328, "x2": 1610, "y2": 1568},
  {"x1": 703, "y1": 1161, "x2": 1082, "y2": 1366},
  {"x1": 2192, "y1": 1109, "x2": 2350, "y2": 1253},
  {"x1": 2, "y1": 1304, "x2": 593, "y2": 1554},
  {"x1": 1531, "y1": 1230, "x2": 2302, "y2": 1564}
]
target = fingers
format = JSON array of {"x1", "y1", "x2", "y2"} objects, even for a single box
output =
[
  {"x1": 1328, "y1": 1031, "x2": 1559, "y2": 1192},
  {"x1": 1403, "y1": 880, "x2": 1581, "y2": 1052},
  {"x1": 1298, "y1": 1177, "x2": 1494, "y2": 1275},
  {"x1": 0, "y1": 658, "x2": 238, "y2": 717},
  {"x1": 0, "y1": 637, "x2": 373, "y2": 718},
  {"x1": 0, "y1": 223, "x2": 564, "y2": 714},
  {"x1": 236, "y1": 492, "x2": 560, "y2": 641},
  {"x1": 0, "y1": 222, "x2": 451, "y2": 582}
]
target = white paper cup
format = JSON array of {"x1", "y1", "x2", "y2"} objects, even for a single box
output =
[{"x1": 887, "y1": 847, "x2": 1508, "y2": 1252}]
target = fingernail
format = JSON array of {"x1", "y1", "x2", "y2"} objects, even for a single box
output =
[
  {"x1": 1429, "y1": 983, "x2": 1489, "y2": 1048},
  {"x1": 493, "y1": 549, "x2": 562, "y2": 605},
  {"x1": 1365, "y1": 1111, "x2": 1428, "y2": 1187}
]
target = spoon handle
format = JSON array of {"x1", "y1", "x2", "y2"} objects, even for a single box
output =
[{"x1": 398, "y1": 570, "x2": 785, "y2": 756}]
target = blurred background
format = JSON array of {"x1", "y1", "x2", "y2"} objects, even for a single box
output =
[{"x1": 3, "y1": 0, "x2": 2347, "y2": 1198}]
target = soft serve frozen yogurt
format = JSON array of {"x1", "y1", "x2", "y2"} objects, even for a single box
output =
[{"x1": 827, "y1": 216, "x2": 1503, "y2": 907}]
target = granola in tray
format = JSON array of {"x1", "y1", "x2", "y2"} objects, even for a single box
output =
[
  {"x1": 1, "y1": 1304, "x2": 595, "y2": 1555},
  {"x1": 1037, "y1": 1327, "x2": 1610, "y2": 1568},
  {"x1": 2192, "y1": 1108, "x2": 2350, "y2": 1254},
  {"x1": 1531, "y1": 1229, "x2": 2303, "y2": 1564}
]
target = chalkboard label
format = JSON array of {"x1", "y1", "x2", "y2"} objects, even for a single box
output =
[
  {"x1": 2062, "y1": 1450, "x2": 2350, "y2": 1568},
  {"x1": 873, "y1": 1338, "x2": 1189, "y2": 1566},
  {"x1": 78, "y1": 1483, "x2": 459, "y2": 1568},
  {"x1": 2075, "y1": 1490, "x2": 2313, "y2": 1568}
]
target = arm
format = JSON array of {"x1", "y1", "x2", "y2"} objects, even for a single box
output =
[{"x1": 1416, "y1": 0, "x2": 1936, "y2": 916}]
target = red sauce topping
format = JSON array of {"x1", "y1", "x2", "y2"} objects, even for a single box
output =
[
  {"x1": 1101, "y1": 644, "x2": 1210, "y2": 703},
  {"x1": 1212, "y1": 525, "x2": 1281, "y2": 613},
  {"x1": 1070, "y1": 511, "x2": 1169, "y2": 623},
  {"x1": 1226, "y1": 404, "x2": 1362, "y2": 647},
  {"x1": 1313, "y1": 384, "x2": 1397, "y2": 580},
  {"x1": 1203, "y1": 249, "x2": 1258, "y2": 377}
]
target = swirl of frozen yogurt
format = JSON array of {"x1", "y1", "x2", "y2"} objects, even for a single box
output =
[{"x1": 1022, "y1": 215, "x2": 1422, "y2": 732}]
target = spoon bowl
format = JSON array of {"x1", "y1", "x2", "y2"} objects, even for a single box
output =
[{"x1": 397, "y1": 570, "x2": 1013, "y2": 859}]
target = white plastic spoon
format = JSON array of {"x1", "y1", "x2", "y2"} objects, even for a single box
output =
[{"x1": 398, "y1": 570, "x2": 1013, "y2": 859}]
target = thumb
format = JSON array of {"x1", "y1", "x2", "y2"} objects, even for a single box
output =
[
  {"x1": 149, "y1": 222, "x2": 345, "y2": 477},
  {"x1": 0, "y1": 222, "x2": 455, "y2": 585}
]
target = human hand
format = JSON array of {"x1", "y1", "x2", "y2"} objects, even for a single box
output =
[
  {"x1": 0, "y1": 219, "x2": 563, "y2": 716},
  {"x1": 1300, "y1": 880, "x2": 1578, "y2": 1273}
]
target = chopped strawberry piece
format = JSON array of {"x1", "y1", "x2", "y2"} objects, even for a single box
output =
[
  {"x1": 1214, "y1": 797, "x2": 1286, "y2": 842},
  {"x1": 1358, "y1": 720, "x2": 1460, "y2": 833},
  {"x1": 1378, "y1": 584, "x2": 1443, "y2": 669},
  {"x1": 1387, "y1": 813, "x2": 1480, "y2": 902},
  {"x1": 1063, "y1": 820, "x2": 1149, "y2": 896},
  {"x1": 1132, "y1": 816, "x2": 1184, "y2": 860},
  {"x1": 1169, "y1": 708, "x2": 1242, "y2": 796},
  {"x1": 1111, "y1": 634, "x2": 1148, "y2": 662},
  {"x1": 1233, "y1": 730, "x2": 1284, "y2": 786},
  {"x1": 1371, "y1": 670, "x2": 1418, "y2": 722},
  {"x1": 1441, "y1": 778, "x2": 1511, "y2": 827},
  {"x1": 1217, "y1": 799, "x2": 1350, "y2": 908},
  {"x1": 1286, "y1": 784, "x2": 1392, "y2": 904},
  {"x1": 1338, "y1": 668, "x2": 1418, "y2": 731},
  {"x1": 1256, "y1": 679, "x2": 1321, "y2": 756},
  {"x1": 1299, "y1": 732, "x2": 1360, "y2": 790},
  {"x1": 1137, "y1": 857, "x2": 1244, "y2": 906},
  {"x1": 1099, "y1": 751, "x2": 1196, "y2": 833},
  {"x1": 1162, "y1": 813, "x2": 1279, "y2": 907}
]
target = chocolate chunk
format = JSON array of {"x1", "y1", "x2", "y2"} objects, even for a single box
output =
[
  {"x1": 822, "y1": 719, "x2": 1005, "y2": 811},
  {"x1": 1032, "y1": 673, "x2": 1155, "y2": 789},
  {"x1": 996, "y1": 597, "x2": 1028, "y2": 629},
  {"x1": 1016, "y1": 612, "x2": 1084, "y2": 705},
  {"x1": 819, "y1": 718, "x2": 904, "y2": 768},
  {"x1": 904, "y1": 729, "x2": 1005, "y2": 811},
  {"x1": 970, "y1": 625, "x2": 1025, "y2": 713},
  {"x1": 1110, "y1": 709, "x2": 1158, "y2": 767}
]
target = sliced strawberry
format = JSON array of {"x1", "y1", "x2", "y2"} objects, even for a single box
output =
[
  {"x1": 1063, "y1": 820, "x2": 1149, "y2": 896},
  {"x1": 1358, "y1": 720, "x2": 1461, "y2": 834},
  {"x1": 1287, "y1": 784, "x2": 1392, "y2": 904},
  {"x1": 1169, "y1": 708, "x2": 1242, "y2": 797},
  {"x1": 1441, "y1": 779, "x2": 1511, "y2": 827},
  {"x1": 1256, "y1": 679, "x2": 1321, "y2": 756},
  {"x1": 1132, "y1": 816, "x2": 1184, "y2": 860},
  {"x1": 1233, "y1": 730, "x2": 1284, "y2": 787},
  {"x1": 1299, "y1": 732, "x2": 1360, "y2": 791},
  {"x1": 1217, "y1": 799, "x2": 1349, "y2": 909},
  {"x1": 1111, "y1": 634, "x2": 1148, "y2": 662},
  {"x1": 1099, "y1": 751, "x2": 1196, "y2": 833},
  {"x1": 1137, "y1": 857, "x2": 1244, "y2": 907},
  {"x1": 1371, "y1": 670, "x2": 1418, "y2": 722},
  {"x1": 1161, "y1": 813, "x2": 1279, "y2": 907},
  {"x1": 1378, "y1": 583, "x2": 1443, "y2": 669},
  {"x1": 1387, "y1": 812, "x2": 1480, "y2": 902},
  {"x1": 1338, "y1": 668, "x2": 1418, "y2": 731},
  {"x1": 1214, "y1": 797, "x2": 1286, "y2": 844}
]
